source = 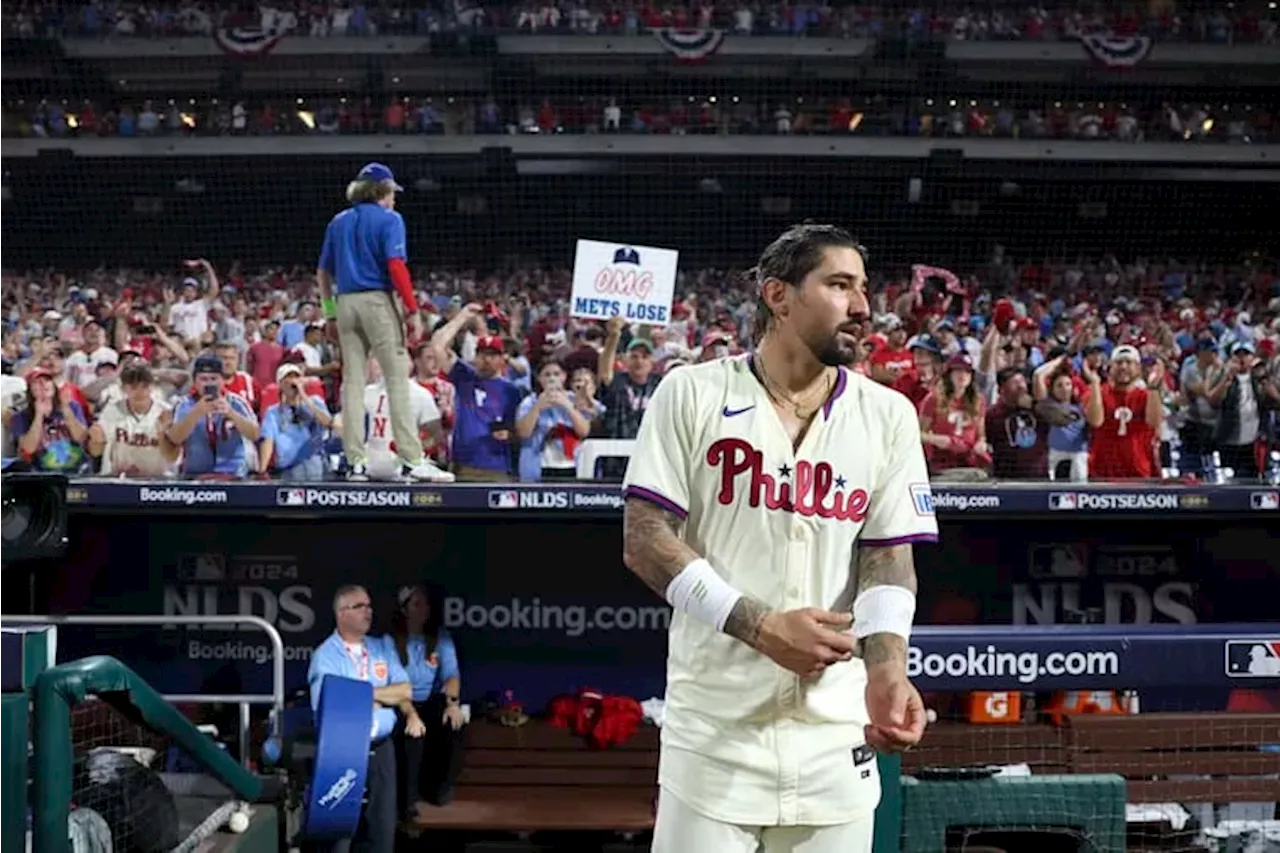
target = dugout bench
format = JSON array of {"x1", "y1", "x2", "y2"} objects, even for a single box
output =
[
  {"x1": 412, "y1": 720, "x2": 659, "y2": 833},
  {"x1": 413, "y1": 714, "x2": 1279, "y2": 852}
]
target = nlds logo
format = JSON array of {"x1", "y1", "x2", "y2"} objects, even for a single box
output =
[{"x1": 488, "y1": 490, "x2": 570, "y2": 510}]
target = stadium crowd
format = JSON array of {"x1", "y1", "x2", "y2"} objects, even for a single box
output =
[
  {"x1": 2, "y1": 253, "x2": 1278, "y2": 484},
  {"x1": 6, "y1": 95, "x2": 1275, "y2": 144},
  {"x1": 3, "y1": 0, "x2": 1276, "y2": 42}
]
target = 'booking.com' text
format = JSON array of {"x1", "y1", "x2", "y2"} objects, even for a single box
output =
[
  {"x1": 443, "y1": 596, "x2": 671, "y2": 637},
  {"x1": 908, "y1": 644, "x2": 1120, "y2": 685}
]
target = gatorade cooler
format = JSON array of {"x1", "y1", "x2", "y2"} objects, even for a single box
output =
[{"x1": 966, "y1": 691, "x2": 1022, "y2": 724}]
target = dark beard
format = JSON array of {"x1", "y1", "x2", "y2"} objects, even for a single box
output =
[{"x1": 812, "y1": 333, "x2": 856, "y2": 367}]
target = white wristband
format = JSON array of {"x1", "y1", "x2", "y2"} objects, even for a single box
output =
[
  {"x1": 664, "y1": 558, "x2": 743, "y2": 632},
  {"x1": 852, "y1": 585, "x2": 916, "y2": 642}
]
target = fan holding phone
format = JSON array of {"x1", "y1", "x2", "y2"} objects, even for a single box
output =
[{"x1": 165, "y1": 354, "x2": 260, "y2": 478}]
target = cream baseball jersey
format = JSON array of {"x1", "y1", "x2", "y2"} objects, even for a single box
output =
[
  {"x1": 97, "y1": 399, "x2": 174, "y2": 477},
  {"x1": 622, "y1": 355, "x2": 938, "y2": 827}
]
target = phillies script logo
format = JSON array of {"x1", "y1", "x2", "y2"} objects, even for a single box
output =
[
  {"x1": 707, "y1": 438, "x2": 870, "y2": 521},
  {"x1": 595, "y1": 268, "x2": 654, "y2": 300},
  {"x1": 114, "y1": 427, "x2": 160, "y2": 448}
]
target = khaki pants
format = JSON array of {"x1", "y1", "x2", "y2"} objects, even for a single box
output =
[
  {"x1": 452, "y1": 464, "x2": 511, "y2": 483},
  {"x1": 336, "y1": 290, "x2": 422, "y2": 468}
]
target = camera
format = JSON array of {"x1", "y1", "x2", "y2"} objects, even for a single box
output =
[{"x1": 202, "y1": 383, "x2": 219, "y2": 400}]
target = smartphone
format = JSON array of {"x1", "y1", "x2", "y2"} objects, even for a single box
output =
[
  {"x1": 136, "y1": 324, "x2": 156, "y2": 335},
  {"x1": 202, "y1": 383, "x2": 219, "y2": 400}
]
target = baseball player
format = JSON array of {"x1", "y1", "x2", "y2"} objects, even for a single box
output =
[{"x1": 622, "y1": 224, "x2": 939, "y2": 853}]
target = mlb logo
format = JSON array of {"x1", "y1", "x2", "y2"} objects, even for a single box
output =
[
  {"x1": 1048, "y1": 492, "x2": 1077, "y2": 511},
  {"x1": 276, "y1": 488, "x2": 306, "y2": 507},
  {"x1": 1028, "y1": 544, "x2": 1088, "y2": 579},
  {"x1": 1250, "y1": 491, "x2": 1279, "y2": 511},
  {"x1": 909, "y1": 483, "x2": 934, "y2": 516},
  {"x1": 488, "y1": 490, "x2": 519, "y2": 510},
  {"x1": 179, "y1": 553, "x2": 226, "y2": 582},
  {"x1": 1225, "y1": 639, "x2": 1280, "y2": 677}
]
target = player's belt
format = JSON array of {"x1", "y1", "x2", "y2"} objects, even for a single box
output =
[
  {"x1": 303, "y1": 675, "x2": 374, "y2": 840},
  {"x1": 852, "y1": 744, "x2": 875, "y2": 766}
]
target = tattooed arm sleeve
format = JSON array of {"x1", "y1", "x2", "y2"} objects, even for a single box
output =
[{"x1": 622, "y1": 498, "x2": 774, "y2": 650}]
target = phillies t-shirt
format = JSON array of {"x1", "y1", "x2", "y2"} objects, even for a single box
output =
[
  {"x1": 920, "y1": 391, "x2": 983, "y2": 472},
  {"x1": 449, "y1": 360, "x2": 521, "y2": 473},
  {"x1": 984, "y1": 400, "x2": 1049, "y2": 479},
  {"x1": 1090, "y1": 384, "x2": 1156, "y2": 478}
]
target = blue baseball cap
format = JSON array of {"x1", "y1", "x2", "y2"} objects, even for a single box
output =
[{"x1": 355, "y1": 162, "x2": 403, "y2": 192}]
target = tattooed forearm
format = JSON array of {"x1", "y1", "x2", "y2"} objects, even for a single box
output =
[
  {"x1": 855, "y1": 544, "x2": 918, "y2": 668},
  {"x1": 622, "y1": 498, "x2": 701, "y2": 598},
  {"x1": 622, "y1": 498, "x2": 773, "y2": 649},
  {"x1": 721, "y1": 595, "x2": 772, "y2": 650}
]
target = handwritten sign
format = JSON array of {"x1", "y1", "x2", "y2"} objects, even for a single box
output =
[{"x1": 570, "y1": 239, "x2": 678, "y2": 326}]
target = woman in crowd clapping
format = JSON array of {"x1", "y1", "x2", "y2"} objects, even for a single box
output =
[{"x1": 7, "y1": 367, "x2": 89, "y2": 472}]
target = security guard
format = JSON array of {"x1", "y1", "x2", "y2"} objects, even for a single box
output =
[
  {"x1": 308, "y1": 584, "x2": 424, "y2": 853},
  {"x1": 316, "y1": 162, "x2": 453, "y2": 484}
]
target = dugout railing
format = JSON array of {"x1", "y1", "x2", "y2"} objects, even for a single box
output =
[
  {"x1": 28, "y1": 654, "x2": 267, "y2": 853},
  {"x1": 2, "y1": 613, "x2": 287, "y2": 770}
]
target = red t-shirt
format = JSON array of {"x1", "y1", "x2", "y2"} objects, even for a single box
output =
[
  {"x1": 417, "y1": 375, "x2": 455, "y2": 460},
  {"x1": 871, "y1": 346, "x2": 917, "y2": 392},
  {"x1": 223, "y1": 372, "x2": 257, "y2": 412},
  {"x1": 126, "y1": 335, "x2": 154, "y2": 362},
  {"x1": 900, "y1": 374, "x2": 935, "y2": 409},
  {"x1": 920, "y1": 391, "x2": 984, "y2": 472},
  {"x1": 1089, "y1": 383, "x2": 1157, "y2": 478}
]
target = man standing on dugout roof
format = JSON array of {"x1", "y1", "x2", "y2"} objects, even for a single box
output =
[{"x1": 316, "y1": 161, "x2": 453, "y2": 484}]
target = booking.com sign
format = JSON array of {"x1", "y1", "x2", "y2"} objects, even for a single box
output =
[{"x1": 442, "y1": 596, "x2": 671, "y2": 638}]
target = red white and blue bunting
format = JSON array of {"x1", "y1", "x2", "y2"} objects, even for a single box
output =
[
  {"x1": 653, "y1": 28, "x2": 726, "y2": 62},
  {"x1": 213, "y1": 26, "x2": 284, "y2": 58},
  {"x1": 1080, "y1": 32, "x2": 1153, "y2": 68}
]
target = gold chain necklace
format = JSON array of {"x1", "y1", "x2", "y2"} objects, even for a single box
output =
[{"x1": 759, "y1": 362, "x2": 833, "y2": 421}]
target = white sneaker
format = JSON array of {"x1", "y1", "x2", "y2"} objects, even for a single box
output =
[
  {"x1": 400, "y1": 460, "x2": 455, "y2": 483},
  {"x1": 346, "y1": 463, "x2": 369, "y2": 482}
]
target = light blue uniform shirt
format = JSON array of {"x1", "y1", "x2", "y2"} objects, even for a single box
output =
[
  {"x1": 261, "y1": 396, "x2": 330, "y2": 470},
  {"x1": 308, "y1": 632, "x2": 409, "y2": 741},
  {"x1": 171, "y1": 392, "x2": 255, "y2": 477},
  {"x1": 383, "y1": 630, "x2": 460, "y2": 703}
]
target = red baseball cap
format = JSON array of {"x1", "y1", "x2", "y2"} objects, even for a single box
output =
[{"x1": 475, "y1": 335, "x2": 505, "y2": 354}]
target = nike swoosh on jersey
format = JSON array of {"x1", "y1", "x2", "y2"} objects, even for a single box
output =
[{"x1": 722, "y1": 405, "x2": 756, "y2": 417}]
